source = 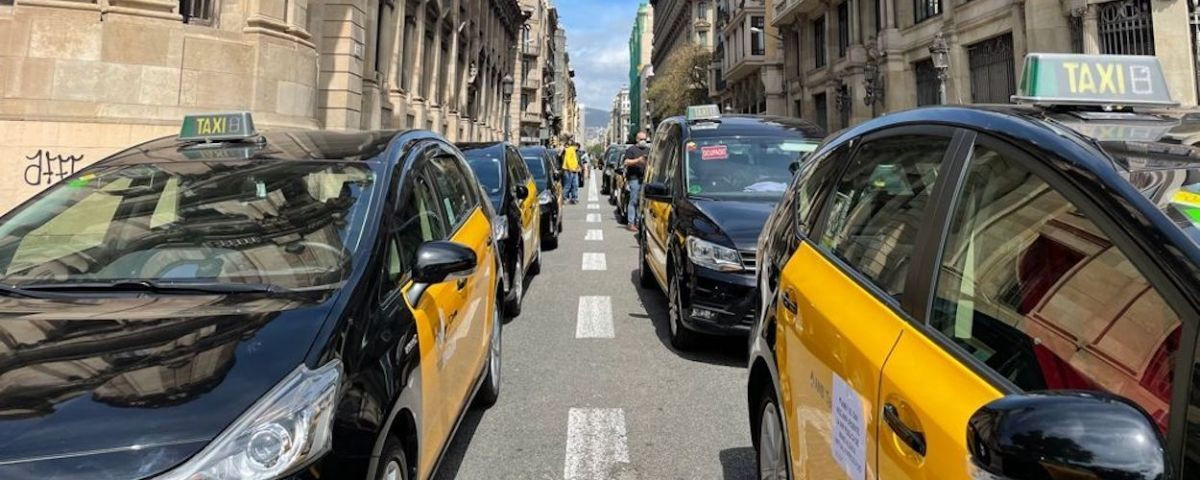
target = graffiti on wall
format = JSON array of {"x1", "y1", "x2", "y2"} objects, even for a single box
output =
[{"x1": 24, "y1": 150, "x2": 84, "y2": 186}]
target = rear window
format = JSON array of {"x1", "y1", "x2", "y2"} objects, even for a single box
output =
[
  {"x1": 464, "y1": 152, "x2": 504, "y2": 196},
  {"x1": 524, "y1": 156, "x2": 548, "y2": 183}
]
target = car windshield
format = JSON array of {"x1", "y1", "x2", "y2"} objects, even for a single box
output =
[
  {"x1": 1111, "y1": 147, "x2": 1200, "y2": 247},
  {"x1": 684, "y1": 136, "x2": 819, "y2": 198},
  {"x1": 0, "y1": 160, "x2": 380, "y2": 289},
  {"x1": 524, "y1": 156, "x2": 548, "y2": 184}
]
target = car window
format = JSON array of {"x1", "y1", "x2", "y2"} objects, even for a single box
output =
[
  {"x1": 817, "y1": 134, "x2": 950, "y2": 299},
  {"x1": 930, "y1": 143, "x2": 1182, "y2": 433},
  {"x1": 510, "y1": 150, "x2": 532, "y2": 183},
  {"x1": 390, "y1": 170, "x2": 449, "y2": 285},
  {"x1": 684, "y1": 135, "x2": 820, "y2": 198},
  {"x1": 793, "y1": 145, "x2": 849, "y2": 236},
  {"x1": 661, "y1": 126, "x2": 681, "y2": 188},
  {"x1": 647, "y1": 127, "x2": 671, "y2": 185},
  {"x1": 1188, "y1": 349, "x2": 1200, "y2": 475},
  {"x1": 429, "y1": 155, "x2": 476, "y2": 228}
]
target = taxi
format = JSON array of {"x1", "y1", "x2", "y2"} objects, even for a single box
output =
[
  {"x1": 638, "y1": 106, "x2": 824, "y2": 349},
  {"x1": 521, "y1": 145, "x2": 565, "y2": 249},
  {"x1": 748, "y1": 54, "x2": 1200, "y2": 479},
  {"x1": 601, "y1": 143, "x2": 629, "y2": 197},
  {"x1": 459, "y1": 142, "x2": 541, "y2": 317},
  {"x1": 0, "y1": 113, "x2": 503, "y2": 480}
]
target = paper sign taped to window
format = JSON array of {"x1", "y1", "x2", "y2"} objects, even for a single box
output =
[
  {"x1": 831, "y1": 374, "x2": 866, "y2": 480},
  {"x1": 700, "y1": 145, "x2": 728, "y2": 160}
]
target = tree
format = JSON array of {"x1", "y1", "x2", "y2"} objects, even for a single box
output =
[{"x1": 647, "y1": 43, "x2": 713, "y2": 121}]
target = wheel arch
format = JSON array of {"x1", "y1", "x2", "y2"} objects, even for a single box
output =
[{"x1": 747, "y1": 357, "x2": 775, "y2": 450}]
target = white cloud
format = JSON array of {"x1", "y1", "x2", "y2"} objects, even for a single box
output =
[{"x1": 557, "y1": 0, "x2": 642, "y2": 109}]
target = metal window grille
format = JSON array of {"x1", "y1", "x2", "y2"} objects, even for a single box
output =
[
  {"x1": 838, "y1": 2, "x2": 849, "y2": 57},
  {"x1": 814, "y1": 16, "x2": 827, "y2": 68},
  {"x1": 814, "y1": 92, "x2": 829, "y2": 132},
  {"x1": 914, "y1": 59, "x2": 939, "y2": 106},
  {"x1": 914, "y1": 0, "x2": 941, "y2": 24},
  {"x1": 1098, "y1": 0, "x2": 1155, "y2": 56},
  {"x1": 967, "y1": 33, "x2": 1015, "y2": 104},
  {"x1": 181, "y1": 0, "x2": 216, "y2": 24}
]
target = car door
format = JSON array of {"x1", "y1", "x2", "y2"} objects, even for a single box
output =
[
  {"x1": 774, "y1": 128, "x2": 956, "y2": 479},
  {"x1": 877, "y1": 135, "x2": 1188, "y2": 478},
  {"x1": 426, "y1": 148, "x2": 496, "y2": 414},
  {"x1": 395, "y1": 160, "x2": 459, "y2": 477},
  {"x1": 644, "y1": 124, "x2": 678, "y2": 284},
  {"x1": 508, "y1": 148, "x2": 538, "y2": 264}
]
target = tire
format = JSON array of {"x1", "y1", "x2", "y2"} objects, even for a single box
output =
[
  {"x1": 504, "y1": 254, "x2": 524, "y2": 317},
  {"x1": 376, "y1": 435, "x2": 411, "y2": 480},
  {"x1": 475, "y1": 295, "x2": 502, "y2": 408},
  {"x1": 638, "y1": 234, "x2": 656, "y2": 289},
  {"x1": 668, "y1": 269, "x2": 700, "y2": 350},
  {"x1": 756, "y1": 387, "x2": 790, "y2": 480},
  {"x1": 529, "y1": 244, "x2": 542, "y2": 275}
]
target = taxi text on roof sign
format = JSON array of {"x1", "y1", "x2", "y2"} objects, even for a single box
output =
[
  {"x1": 686, "y1": 104, "x2": 721, "y2": 122},
  {"x1": 1014, "y1": 53, "x2": 1176, "y2": 108},
  {"x1": 179, "y1": 112, "x2": 257, "y2": 142}
]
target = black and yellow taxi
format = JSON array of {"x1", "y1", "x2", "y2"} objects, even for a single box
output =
[
  {"x1": 459, "y1": 142, "x2": 541, "y2": 317},
  {"x1": 520, "y1": 145, "x2": 564, "y2": 249},
  {"x1": 0, "y1": 113, "x2": 503, "y2": 480},
  {"x1": 749, "y1": 54, "x2": 1200, "y2": 480},
  {"x1": 601, "y1": 143, "x2": 629, "y2": 196},
  {"x1": 637, "y1": 106, "x2": 824, "y2": 349}
]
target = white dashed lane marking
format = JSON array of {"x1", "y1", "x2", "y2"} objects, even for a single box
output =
[
  {"x1": 585, "y1": 229, "x2": 603, "y2": 241},
  {"x1": 586, "y1": 213, "x2": 601, "y2": 223},
  {"x1": 564, "y1": 408, "x2": 630, "y2": 479},
  {"x1": 575, "y1": 296, "x2": 614, "y2": 338},
  {"x1": 588, "y1": 203, "x2": 599, "y2": 209},
  {"x1": 582, "y1": 252, "x2": 606, "y2": 271}
]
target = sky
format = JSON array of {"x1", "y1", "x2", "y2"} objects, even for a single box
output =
[{"x1": 556, "y1": 0, "x2": 643, "y2": 119}]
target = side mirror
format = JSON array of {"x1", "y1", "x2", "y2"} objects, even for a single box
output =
[
  {"x1": 789, "y1": 161, "x2": 802, "y2": 175},
  {"x1": 643, "y1": 182, "x2": 670, "y2": 200},
  {"x1": 553, "y1": 171, "x2": 562, "y2": 181},
  {"x1": 967, "y1": 392, "x2": 1167, "y2": 480},
  {"x1": 514, "y1": 185, "x2": 529, "y2": 200},
  {"x1": 412, "y1": 241, "x2": 477, "y2": 284}
]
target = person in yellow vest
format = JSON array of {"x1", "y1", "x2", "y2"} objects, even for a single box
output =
[{"x1": 562, "y1": 142, "x2": 581, "y2": 204}]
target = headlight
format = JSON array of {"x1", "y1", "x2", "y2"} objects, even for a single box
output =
[
  {"x1": 538, "y1": 190, "x2": 552, "y2": 205},
  {"x1": 155, "y1": 360, "x2": 342, "y2": 480},
  {"x1": 687, "y1": 236, "x2": 743, "y2": 272},
  {"x1": 493, "y1": 215, "x2": 509, "y2": 241}
]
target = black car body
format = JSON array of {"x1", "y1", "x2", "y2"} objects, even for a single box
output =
[
  {"x1": 637, "y1": 114, "x2": 823, "y2": 348},
  {"x1": 0, "y1": 124, "x2": 503, "y2": 480},
  {"x1": 750, "y1": 102, "x2": 1200, "y2": 479},
  {"x1": 460, "y1": 142, "x2": 541, "y2": 316},
  {"x1": 600, "y1": 144, "x2": 629, "y2": 196},
  {"x1": 520, "y1": 146, "x2": 564, "y2": 248}
]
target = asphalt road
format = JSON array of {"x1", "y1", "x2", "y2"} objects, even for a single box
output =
[{"x1": 435, "y1": 175, "x2": 755, "y2": 480}]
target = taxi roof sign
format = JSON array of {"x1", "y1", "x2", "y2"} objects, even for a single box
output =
[
  {"x1": 686, "y1": 104, "x2": 721, "y2": 122},
  {"x1": 1014, "y1": 53, "x2": 1176, "y2": 108},
  {"x1": 179, "y1": 112, "x2": 257, "y2": 142}
]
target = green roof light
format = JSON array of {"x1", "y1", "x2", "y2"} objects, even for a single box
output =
[
  {"x1": 179, "y1": 112, "x2": 257, "y2": 142},
  {"x1": 1013, "y1": 53, "x2": 1176, "y2": 108}
]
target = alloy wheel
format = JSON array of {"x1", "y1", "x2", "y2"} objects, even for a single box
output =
[
  {"x1": 759, "y1": 399, "x2": 788, "y2": 480},
  {"x1": 383, "y1": 460, "x2": 405, "y2": 480},
  {"x1": 489, "y1": 305, "x2": 501, "y2": 388}
]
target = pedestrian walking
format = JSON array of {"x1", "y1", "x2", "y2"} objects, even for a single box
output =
[
  {"x1": 623, "y1": 132, "x2": 650, "y2": 232},
  {"x1": 562, "y1": 142, "x2": 582, "y2": 204}
]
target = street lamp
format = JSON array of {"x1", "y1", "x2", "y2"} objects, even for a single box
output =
[
  {"x1": 501, "y1": 74, "x2": 514, "y2": 143},
  {"x1": 929, "y1": 32, "x2": 949, "y2": 105}
]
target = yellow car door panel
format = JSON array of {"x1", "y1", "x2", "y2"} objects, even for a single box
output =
[
  {"x1": 777, "y1": 244, "x2": 902, "y2": 479},
  {"x1": 404, "y1": 281, "x2": 458, "y2": 476}
]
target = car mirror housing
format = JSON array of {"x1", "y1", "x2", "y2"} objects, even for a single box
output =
[
  {"x1": 967, "y1": 391, "x2": 1168, "y2": 480},
  {"x1": 412, "y1": 241, "x2": 477, "y2": 284},
  {"x1": 514, "y1": 185, "x2": 530, "y2": 200},
  {"x1": 644, "y1": 182, "x2": 670, "y2": 200}
]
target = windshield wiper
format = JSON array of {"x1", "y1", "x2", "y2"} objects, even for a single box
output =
[
  {"x1": 20, "y1": 280, "x2": 294, "y2": 295},
  {"x1": 0, "y1": 284, "x2": 50, "y2": 298}
]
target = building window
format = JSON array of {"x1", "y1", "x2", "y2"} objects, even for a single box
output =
[
  {"x1": 1098, "y1": 0, "x2": 1155, "y2": 56},
  {"x1": 697, "y1": 29, "x2": 709, "y2": 47},
  {"x1": 698, "y1": 1, "x2": 708, "y2": 19},
  {"x1": 751, "y1": 16, "x2": 765, "y2": 55},
  {"x1": 914, "y1": 58, "x2": 939, "y2": 106},
  {"x1": 914, "y1": 0, "x2": 941, "y2": 24},
  {"x1": 813, "y1": 92, "x2": 828, "y2": 132},
  {"x1": 837, "y1": 2, "x2": 850, "y2": 58},
  {"x1": 180, "y1": 0, "x2": 216, "y2": 24},
  {"x1": 814, "y1": 16, "x2": 826, "y2": 68},
  {"x1": 968, "y1": 33, "x2": 1016, "y2": 104},
  {"x1": 837, "y1": 84, "x2": 851, "y2": 128},
  {"x1": 400, "y1": 16, "x2": 416, "y2": 91},
  {"x1": 874, "y1": 0, "x2": 883, "y2": 34},
  {"x1": 794, "y1": 99, "x2": 803, "y2": 117}
]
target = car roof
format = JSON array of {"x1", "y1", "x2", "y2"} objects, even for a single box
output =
[
  {"x1": 98, "y1": 129, "x2": 419, "y2": 166},
  {"x1": 457, "y1": 141, "x2": 509, "y2": 153},
  {"x1": 666, "y1": 114, "x2": 827, "y2": 140}
]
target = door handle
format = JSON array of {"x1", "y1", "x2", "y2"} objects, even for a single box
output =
[
  {"x1": 883, "y1": 403, "x2": 926, "y2": 456},
  {"x1": 457, "y1": 278, "x2": 468, "y2": 290},
  {"x1": 781, "y1": 289, "x2": 798, "y2": 315}
]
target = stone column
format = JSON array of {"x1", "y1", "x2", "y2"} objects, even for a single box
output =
[
  {"x1": 317, "y1": 0, "x2": 368, "y2": 129},
  {"x1": 763, "y1": 64, "x2": 788, "y2": 116},
  {"x1": 408, "y1": 0, "x2": 428, "y2": 130},
  {"x1": 445, "y1": 14, "x2": 462, "y2": 141},
  {"x1": 1082, "y1": 4, "x2": 1099, "y2": 54},
  {"x1": 387, "y1": 0, "x2": 410, "y2": 128},
  {"x1": 1152, "y1": 0, "x2": 1197, "y2": 105}
]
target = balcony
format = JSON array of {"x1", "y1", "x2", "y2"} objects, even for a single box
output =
[
  {"x1": 522, "y1": 42, "x2": 541, "y2": 57},
  {"x1": 522, "y1": 111, "x2": 542, "y2": 124},
  {"x1": 773, "y1": 0, "x2": 823, "y2": 26},
  {"x1": 523, "y1": 76, "x2": 539, "y2": 90}
]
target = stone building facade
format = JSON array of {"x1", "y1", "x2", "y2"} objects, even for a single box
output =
[
  {"x1": 771, "y1": 0, "x2": 1200, "y2": 132},
  {"x1": 607, "y1": 86, "x2": 630, "y2": 144},
  {"x1": 0, "y1": 0, "x2": 542, "y2": 213},
  {"x1": 713, "y1": 0, "x2": 786, "y2": 114},
  {"x1": 650, "y1": 0, "x2": 716, "y2": 73}
]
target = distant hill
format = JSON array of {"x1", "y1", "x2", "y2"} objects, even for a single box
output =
[{"x1": 584, "y1": 107, "x2": 609, "y2": 130}]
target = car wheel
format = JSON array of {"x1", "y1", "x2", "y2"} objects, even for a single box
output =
[
  {"x1": 475, "y1": 294, "x2": 502, "y2": 408},
  {"x1": 668, "y1": 270, "x2": 699, "y2": 350},
  {"x1": 638, "y1": 234, "x2": 655, "y2": 289},
  {"x1": 376, "y1": 435, "x2": 411, "y2": 480},
  {"x1": 529, "y1": 244, "x2": 542, "y2": 275},
  {"x1": 504, "y1": 253, "x2": 524, "y2": 317},
  {"x1": 757, "y1": 388, "x2": 789, "y2": 480}
]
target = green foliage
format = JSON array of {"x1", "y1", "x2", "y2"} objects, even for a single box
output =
[{"x1": 648, "y1": 44, "x2": 712, "y2": 121}]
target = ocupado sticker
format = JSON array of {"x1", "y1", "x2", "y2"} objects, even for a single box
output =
[{"x1": 700, "y1": 145, "x2": 728, "y2": 161}]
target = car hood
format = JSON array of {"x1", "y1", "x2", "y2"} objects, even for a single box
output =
[
  {"x1": 689, "y1": 199, "x2": 776, "y2": 251},
  {"x1": 0, "y1": 292, "x2": 335, "y2": 480}
]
